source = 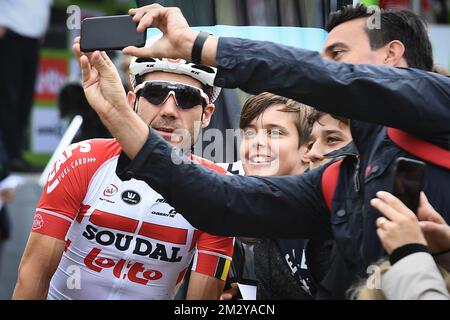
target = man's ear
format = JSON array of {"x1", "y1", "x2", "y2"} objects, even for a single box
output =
[
  {"x1": 127, "y1": 91, "x2": 137, "y2": 110},
  {"x1": 384, "y1": 40, "x2": 407, "y2": 67},
  {"x1": 201, "y1": 103, "x2": 215, "y2": 128}
]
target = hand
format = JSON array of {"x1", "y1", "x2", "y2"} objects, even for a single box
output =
[
  {"x1": 417, "y1": 193, "x2": 450, "y2": 254},
  {"x1": 371, "y1": 191, "x2": 427, "y2": 255},
  {"x1": 1, "y1": 189, "x2": 15, "y2": 203},
  {"x1": 73, "y1": 37, "x2": 129, "y2": 119},
  {"x1": 220, "y1": 283, "x2": 239, "y2": 300},
  {"x1": 73, "y1": 37, "x2": 150, "y2": 160},
  {"x1": 123, "y1": 4, "x2": 196, "y2": 60}
]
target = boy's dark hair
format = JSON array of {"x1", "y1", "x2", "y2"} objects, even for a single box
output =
[
  {"x1": 307, "y1": 110, "x2": 350, "y2": 128},
  {"x1": 326, "y1": 4, "x2": 433, "y2": 71},
  {"x1": 240, "y1": 93, "x2": 313, "y2": 146}
]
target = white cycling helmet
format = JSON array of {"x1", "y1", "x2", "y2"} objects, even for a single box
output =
[{"x1": 129, "y1": 37, "x2": 221, "y2": 103}]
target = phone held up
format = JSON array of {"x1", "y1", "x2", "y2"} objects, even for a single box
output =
[
  {"x1": 392, "y1": 157, "x2": 426, "y2": 215},
  {"x1": 80, "y1": 15, "x2": 146, "y2": 52}
]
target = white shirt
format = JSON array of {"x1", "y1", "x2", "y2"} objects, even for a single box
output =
[{"x1": 0, "y1": 0, "x2": 53, "y2": 38}]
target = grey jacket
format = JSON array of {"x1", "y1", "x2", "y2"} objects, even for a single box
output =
[{"x1": 382, "y1": 252, "x2": 450, "y2": 300}]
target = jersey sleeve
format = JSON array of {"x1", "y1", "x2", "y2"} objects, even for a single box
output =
[
  {"x1": 32, "y1": 139, "x2": 121, "y2": 240},
  {"x1": 191, "y1": 232, "x2": 234, "y2": 281},
  {"x1": 189, "y1": 155, "x2": 235, "y2": 280}
]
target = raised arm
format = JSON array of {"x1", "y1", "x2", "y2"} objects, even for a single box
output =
[
  {"x1": 214, "y1": 38, "x2": 450, "y2": 146},
  {"x1": 116, "y1": 132, "x2": 332, "y2": 239},
  {"x1": 124, "y1": 4, "x2": 450, "y2": 148}
]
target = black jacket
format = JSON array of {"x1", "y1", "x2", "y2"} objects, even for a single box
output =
[{"x1": 117, "y1": 37, "x2": 450, "y2": 299}]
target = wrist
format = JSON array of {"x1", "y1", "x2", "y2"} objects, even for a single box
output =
[
  {"x1": 182, "y1": 30, "x2": 218, "y2": 66},
  {"x1": 191, "y1": 31, "x2": 211, "y2": 64},
  {"x1": 100, "y1": 101, "x2": 133, "y2": 130},
  {"x1": 390, "y1": 243, "x2": 429, "y2": 265},
  {"x1": 178, "y1": 30, "x2": 198, "y2": 61}
]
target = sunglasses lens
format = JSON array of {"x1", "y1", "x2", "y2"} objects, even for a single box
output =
[
  {"x1": 139, "y1": 82, "x2": 206, "y2": 109},
  {"x1": 176, "y1": 87, "x2": 204, "y2": 109},
  {"x1": 140, "y1": 84, "x2": 167, "y2": 105}
]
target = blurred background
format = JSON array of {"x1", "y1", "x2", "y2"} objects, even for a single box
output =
[{"x1": 0, "y1": 0, "x2": 449, "y2": 299}]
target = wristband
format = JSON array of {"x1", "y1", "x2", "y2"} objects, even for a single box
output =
[
  {"x1": 389, "y1": 243, "x2": 429, "y2": 265},
  {"x1": 191, "y1": 31, "x2": 211, "y2": 64}
]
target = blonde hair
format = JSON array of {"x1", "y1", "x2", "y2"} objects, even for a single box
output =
[{"x1": 349, "y1": 259, "x2": 450, "y2": 300}]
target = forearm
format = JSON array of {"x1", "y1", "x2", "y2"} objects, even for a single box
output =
[
  {"x1": 117, "y1": 131, "x2": 331, "y2": 238},
  {"x1": 201, "y1": 35, "x2": 219, "y2": 67},
  {"x1": 100, "y1": 104, "x2": 149, "y2": 160},
  {"x1": 186, "y1": 273, "x2": 224, "y2": 300},
  {"x1": 215, "y1": 37, "x2": 450, "y2": 143},
  {"x1": 12, "y1": 267, "x2": 51, "y2": 300},
  {"x1": 12, "y1": 233, "x2": 65, "y2": 300}
]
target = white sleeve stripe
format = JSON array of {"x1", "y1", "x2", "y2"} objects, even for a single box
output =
[
  {"x1": 36, "y1": 208, "x2": 74, "y2": 223},
  {"x1": 196, "y1": 250, "x2": 232, "y2": 260},
  {"x1": 191, "y1": 252, "x2": 198, "y2": 271}
]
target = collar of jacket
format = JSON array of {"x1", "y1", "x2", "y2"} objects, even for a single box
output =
[{"x1": 324, "y1": 142, "x2": 359, "y2": 160}]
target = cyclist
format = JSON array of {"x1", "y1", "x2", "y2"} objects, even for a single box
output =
[{"x1": 12, "y1": 46, "x2": 233, "y2": 300}]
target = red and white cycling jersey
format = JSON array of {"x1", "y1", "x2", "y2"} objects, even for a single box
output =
[{"x1": 32, "y1": 139, "x2": 233, "y2": 300}]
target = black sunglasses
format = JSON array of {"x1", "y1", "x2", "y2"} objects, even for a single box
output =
[{"x1": 134, "y1": 81, "x2": 210, "y2": 109}]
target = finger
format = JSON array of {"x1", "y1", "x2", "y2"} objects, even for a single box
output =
[
  {"x1": 123, "y1": 46, "x2": 158, "y2": 58},
  {"x1": 130, "y1": 3, "x2": 162, "y2": 18},
  {"x1": 419, "y1": 221, "x2": 446, "y2": 235},
  {"x1": 370, "y1": 198, "x2": 398, "y2": 221},
  {"x1": 376, "y1": 227, "x2": 392, "y2": 254},
  {"x1": 417, "y1": 192, "x2": 446, "y2": 224},
  {"x1": 100, "y1": 51, "x2": 115, "y2": 68},
  {"x1": 131, "y1": 9, "x2": 145, "y2": 22},
  {"x1": 74, "y1": 36, "x2": 80, "y2": 45},
  {"x1": 137, "y1": 7, "x2": 168, "y2": 32},
  {"x1": 130, "y1": 5, "x2": 160, "y2": 22},
  {"x1": 73, "y1": 41, "x2": 94, "y2": 63},
  {"x1": 73, "y1": 42, "x2": 81, "y2": 60},
  {"x1": 91, "y1": 51, "x2": 109, "y2": 74},
  {"x1": 376, "y1": 217, "x2": 389, "y2": 229},
  {"x1": 376, "y1": 191, "x2": 414, "y2": 217},
  {"x1": 220, "y1": 293, "x2": 232, "y2": 300},
  {"x1": 79, "y1": 55, "x2": 92, "y2": 83},
  {"x1": 137, "y1": 11, "x2": 157, "y2": 32},
  {"x1": 376, "y1": 227, "x2": 386, "y2": 240}
]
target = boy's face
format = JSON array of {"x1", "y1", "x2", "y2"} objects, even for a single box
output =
[
  {"x1": 240, "y1": 104, "x2": 309, "y2": 177},
  {"x1": 306, "y1": 114, "x2": 353, "y2": 170}
]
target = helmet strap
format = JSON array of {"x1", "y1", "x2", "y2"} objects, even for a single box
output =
[{"x1": 133, "y1": 95, "x2": 140, "y2": 114}]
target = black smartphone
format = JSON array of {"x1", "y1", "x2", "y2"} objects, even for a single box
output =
[
  {"x1": 392, "y1": 157, "x2": 426, "y2": 214},
  {"x1": 80, "y1": 15, "x2": 146, "y2": 52}
]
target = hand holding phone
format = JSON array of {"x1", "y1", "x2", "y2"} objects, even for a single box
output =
[{"x1": 80, "y1": 15, "x2": 146, "y2": 52}]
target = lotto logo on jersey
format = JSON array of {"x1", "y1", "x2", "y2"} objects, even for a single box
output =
[
  {"x1": 84, "y1": 248, "x2": 163, "y2": 285},
  {"x1": 32, "y1": 214, "x2": 44, "y2": 231}
]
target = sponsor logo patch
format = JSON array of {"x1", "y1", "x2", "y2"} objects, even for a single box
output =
[
  {"x1": 103, "y1": 184, "x2": 118, "y2": 197},
  {"x1": 32, "y1": 214, "x2": 44, "y2": 230},
  {"x1": 121, "y1": 190, "x2": 141, "y2": 205}
]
